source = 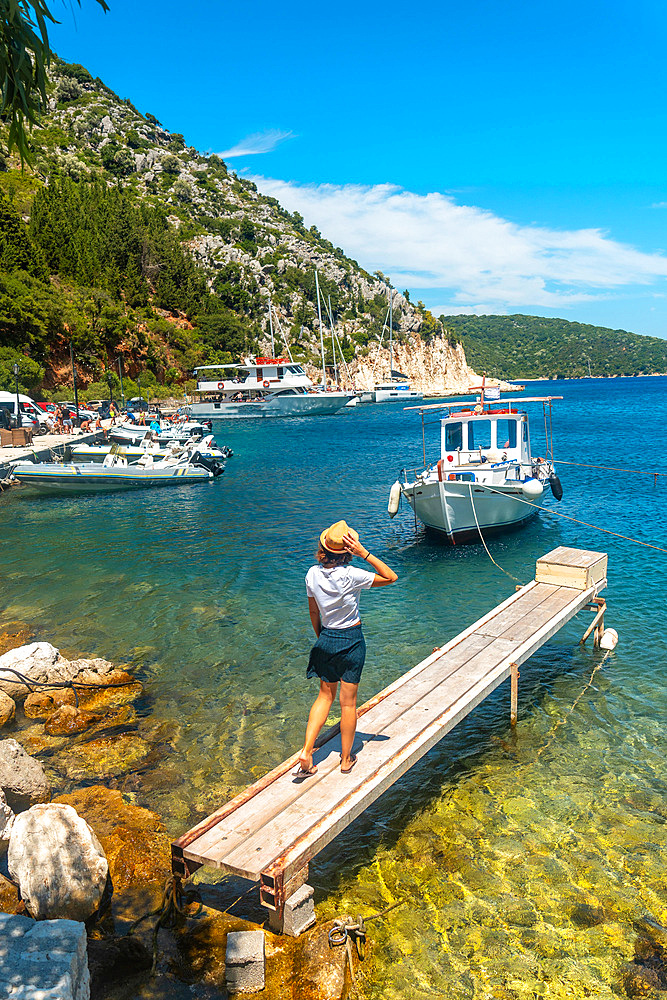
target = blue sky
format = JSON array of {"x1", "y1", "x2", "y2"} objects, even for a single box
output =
[{"x1": 50, "y1": 0, "x2": 667, "y2": 336}]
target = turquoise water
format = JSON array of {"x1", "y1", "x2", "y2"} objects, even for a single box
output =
[{"x1": 2, "y1": 377, "x2": 667, "y2": 997}]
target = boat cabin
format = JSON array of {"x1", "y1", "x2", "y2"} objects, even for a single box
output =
[
  {"x1": 193, "y1": 358, "x2": 312, "y2": 397},
  {"x1": 440, "y1": 407, "x2": 532, "y2": 468}
]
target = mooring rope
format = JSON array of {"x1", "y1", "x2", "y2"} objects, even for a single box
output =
[
  {"x1": 536, "y1": 650, "x2": 612, "y2": 759},
  {"x1": 473, "y1": 483, "x2": 667, "y2": 555},
  {"x1": 329, "y1": 897, "x2": 407, "y2": 985},
  {"x1": 0, "y1": 666, "x2": 139, "y2": 708},
  {"x1": 467, "y1": 483, "x2": 523, "y2": 584},
  {"x1": 552, "y1": 458, "x2": 667, "y2": 480}
]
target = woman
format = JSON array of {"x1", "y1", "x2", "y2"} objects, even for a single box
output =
[{"x1": 297, "y1": 520, "x2": 397, "y2": 777}]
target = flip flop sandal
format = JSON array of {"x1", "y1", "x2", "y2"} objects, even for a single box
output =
[
  {"x1": 340, "y1": 754, "x2": 357, "y2": 774},
  {"x1": 292, "y1": 763, "x2": 318, "y2": 778}
]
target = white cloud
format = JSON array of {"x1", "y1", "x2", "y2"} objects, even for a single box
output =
[
  {"x1": 218, "y1": 130, "x2": 294, "y2": 158},
  {"x1": 249, "y1": 177, "x2": 667, "y2": 311}
]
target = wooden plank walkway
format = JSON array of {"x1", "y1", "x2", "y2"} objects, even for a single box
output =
[{"x1": 173, "y1": 547, "x2": 608, "y2": 924}]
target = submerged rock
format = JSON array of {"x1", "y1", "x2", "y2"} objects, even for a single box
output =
[
  {"x1": 60, "y1": 733, "x2": 152, "y2": 781},
  {"x1": 0, "y1": 690, "x2": 15, "y2": 727},
  {"x1": 0, "y1": 737, "x2": 51, "y2": 810},
  {"x1": 45, "y1": 704, "x2": 104, "y2": 736},
  {"x1": 24, "y1": 687, "x2": 76, "y2": 718},
  {"x1": 8, "y1": 802, "x2": 110, "y2": 920},
  {"x1": 0, "y1": 621, "x2": 34, "y2": 657},
  {"x1": 87, "y1": 934, "x2": 152, "y2": 990},
  {"x1": 55, "y1": 785, "x2": 172, "y2": 893}
]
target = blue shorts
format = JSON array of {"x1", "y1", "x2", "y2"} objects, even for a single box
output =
[{"x1": 307, "y1": 624, "x2": 366, "y2": 685}]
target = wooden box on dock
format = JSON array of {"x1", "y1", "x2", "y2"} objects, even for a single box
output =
[
  {"x1": 11, "y1": 428, "x2": 32, "y2": 446},
  {"x1": 0, "y1": 430, "x2": 11, "y2": 447},
  {"x1": 535, "y1": 546, "x2": 607, "y2": 591}
]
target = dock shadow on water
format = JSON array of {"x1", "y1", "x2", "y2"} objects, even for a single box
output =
[{"x1": 1, "y1": 378, "x2": 667, "y2": 998}]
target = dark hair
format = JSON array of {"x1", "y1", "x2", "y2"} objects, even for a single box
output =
[{"x1": 315, "y1": 544, "x2": 352, "y2": 567}]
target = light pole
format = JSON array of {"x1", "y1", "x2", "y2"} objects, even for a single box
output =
[
  {"x1": 69, "y1": 343, "x2": 80, "y2": 423},
  {"x1": 116, "y1": 357, "x2": 125, "y2": 408},
  {"x1": 13, "y1": 363, "x2": 20, "y2": 429}
]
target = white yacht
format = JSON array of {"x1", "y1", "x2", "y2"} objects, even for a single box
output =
[
  {"x1": 186, "y1": 357, "x2": 352, "y2": 419},
  {"x1": 389, "y1": 393, "x2": 563, "y2": 544},
  {"x1": 371, "y1": 288, "x2": 422, "y2": 403}
]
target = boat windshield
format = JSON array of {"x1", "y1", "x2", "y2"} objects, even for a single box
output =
[
  {"x1": 444, "y1": 422, "x2": 462, "y2": 450},
  {"x1": 468, "y1": 420, "x2": 491, "y2": 450}
]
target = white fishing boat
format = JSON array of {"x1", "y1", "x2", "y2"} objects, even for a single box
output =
[
  {"x1": 389, "y1": 392, "x2": 563, "y2": 544},
  {"x1": 12, "y1": 448, "x2": 224, "y2": 494},
  {"x1": 185, "y1": 357, "x2": 352, "y2": 420},
  {"x1": 70, "y1": 434, "x2": 232, "y2": 465}
]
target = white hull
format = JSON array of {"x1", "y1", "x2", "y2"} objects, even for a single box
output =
[
  {"x1": 188, "y1": 393, "x2": 350, "y2": 419},
  {"x1": 12, "y1": 462, "x2": 217, "y2": 493},
  {"x1": 403, "y1": 477, "x2": 537, "y2": 544},
  {"x1": 71, "y1": 443, "x2": 226, "y2": 464},
  {"x1": 375, "y1": 386, "x2": 423, "y2": 403}
]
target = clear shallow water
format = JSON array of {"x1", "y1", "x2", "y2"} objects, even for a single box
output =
[{"x1": 2, "y1": 377, "x2": 667, "y2": 997}]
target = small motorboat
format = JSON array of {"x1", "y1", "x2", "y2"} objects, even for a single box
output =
[
  {"x1": 109, "y1": 419, "x2": 212, "y2": 446},
  {"x1": 12, "y1": 448, "x2": 225, "y2": 494},
  {"x1": 70, "y1": 434, "x2": 233, "y2": 465},
  {"x1": 389, "y1": 391, "x2": 563, "y2": 544}
]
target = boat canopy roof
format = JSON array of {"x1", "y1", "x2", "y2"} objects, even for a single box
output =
[
  {"x1": 193, "y1": 364, "x2": 241, "y2": 372},
  {"x1": 404, "y1": 396, "x2": 563, "y2": 413}
]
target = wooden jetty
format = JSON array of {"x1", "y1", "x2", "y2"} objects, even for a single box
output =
[{"x1": 173, "y1": 547, "x2": 609, "y2": 933}]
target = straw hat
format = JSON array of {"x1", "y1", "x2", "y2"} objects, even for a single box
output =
[{"x1": 320, "y1": 520, "x2": 358, "y2": 553}]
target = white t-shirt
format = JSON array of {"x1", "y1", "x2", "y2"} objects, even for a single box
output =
[{"x1": 305, "y1": 564, "x2": 375, "y2": 630}]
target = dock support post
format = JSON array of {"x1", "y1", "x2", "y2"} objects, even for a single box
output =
[
  {"x1": 510, "y1": 662, "x2": 519, "y2": 727},
  {"x1": 580, "y1": 598, "x2": 606, "y2": 647},
  {"x1": 260, "y1": 864, "x2": 315, "y2": 936}
]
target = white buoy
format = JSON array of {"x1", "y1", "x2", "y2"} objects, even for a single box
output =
[
  {"x1": 388, "y1": 480, "x2": 401, "y2": 518},
  {"x1": 599, "y1": 627, "x2": 618, "y2": 651},
  {"x1": 522, "y1": 478, "x2": 544, "y2": 499}
]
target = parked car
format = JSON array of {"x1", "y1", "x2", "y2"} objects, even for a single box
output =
[{"x1": 0, "y1": 392, "x2": 47, "y2": 435}]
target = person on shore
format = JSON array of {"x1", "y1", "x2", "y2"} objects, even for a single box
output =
[
  {"x1": 296, "y1": 520, "x2": 397, "y2": 777},
  {"x1": 54, "y1": 407, "x2": 63, "y2": 434}
]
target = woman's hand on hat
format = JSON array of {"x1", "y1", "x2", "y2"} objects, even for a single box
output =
[{"x1": 342, "y1": 532, "x2": 365, "y2": 557}]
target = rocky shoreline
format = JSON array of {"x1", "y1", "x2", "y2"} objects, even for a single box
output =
[{"x1": 0, "y1": 629, "x2": 362, "y2": 1000}]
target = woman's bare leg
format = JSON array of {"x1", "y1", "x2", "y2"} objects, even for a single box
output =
[
  {"x1": 339, "y1": 681, "x2": 359, "y2": 771},
  {"x1": 299, "y1": 680, "x2": 337, "y2": 771}
]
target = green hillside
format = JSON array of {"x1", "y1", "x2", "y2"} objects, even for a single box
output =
[
  {"x1": 440, "y1": 314, "x2": 667, "y2": 379},
  {"x1": 0, "y1": 57, "x2": 436, "y2": 400}
]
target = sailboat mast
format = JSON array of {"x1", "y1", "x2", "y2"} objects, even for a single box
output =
[
  {"x1": 389, "y1": 285, "x2": 393, "y2": 380},
  {"x1": 268, "y1": 296, "x2": 275, "y2": 356},
  {"x1": 328, "y1": 294, "x2": 338, "y2": 385},
  {"x1": 315, "y1": 270, "x2": 326, "y2": 387}
]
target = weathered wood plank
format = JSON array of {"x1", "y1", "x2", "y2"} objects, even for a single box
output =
[{"x1": 474, "y1": 583, "x2": 559, "y2": 638}]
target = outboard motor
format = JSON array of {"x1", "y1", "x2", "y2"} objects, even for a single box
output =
[
  {"x1": 549, "y1": 473, "x2": 563, "y2": 501},
  {"x1": 190, "y1": 451, "x2": 225, "y2": 477}
]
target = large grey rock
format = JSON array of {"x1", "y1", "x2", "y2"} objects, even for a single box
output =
[
  {"x1": 0, "y1": 915, "x2": 89, "y2": 1000},
  {"x1": 0, "y1": 740, "x2": 50, "y2": 812},
  {"x1": 0, "y1": 644, "x2": 118, "y2": 705},
  {"x1": 0, "y1": 643, "x2": 61, "y2": 701},
  {"x1": 8, "y1": 804, "x2": 109, "y2": 921},
  {"x1": 0, "y1": 790, "x2": 14, "y2": 855}
]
